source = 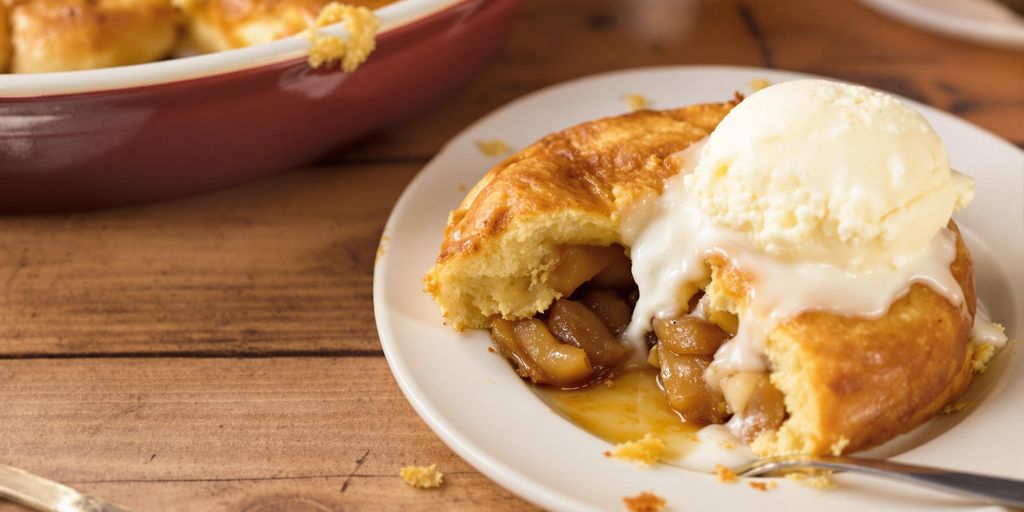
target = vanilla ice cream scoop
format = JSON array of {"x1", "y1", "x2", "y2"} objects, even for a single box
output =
[{"x1": 685, "y1": 79, "x2": 974, "y2": 270}]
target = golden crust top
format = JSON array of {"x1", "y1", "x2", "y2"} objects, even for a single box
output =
[
  {"x1": 437, "y1": 102, "x2": 736, "y2": 265},
  {"x1": 425, "y1": 101, "x2": 738, "y2": 330}
]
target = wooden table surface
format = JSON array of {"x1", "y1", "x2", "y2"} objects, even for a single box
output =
[{"x1": 1, "y1": 1, "x2": 1021, "y2": 511}]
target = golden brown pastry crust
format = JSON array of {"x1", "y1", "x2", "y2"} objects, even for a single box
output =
[
  {"x1": 705, "y1": 223, "x2": 975, "y2": 456},
  {"x1": 0, "y1": 4, "x2": 11, "y2": 72},
  {"x1": 9, "y1": 0, "x2": 180, "y2": 73},
  {"x1": 425, "y1": 102, "x2": 738, "y2": 330}
]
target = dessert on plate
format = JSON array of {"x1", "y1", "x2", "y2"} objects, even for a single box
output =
[{"x1": 424, "y1": 79, "x2": 1009, "y2": 458}]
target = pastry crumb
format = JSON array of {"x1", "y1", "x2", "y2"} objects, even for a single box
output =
[
  {"x1": 748, "y1": 480, "x2": 777, "y2": 492},
  {"x1": 718, "y1": 439, "x2": 736, "y2": 450},
  {"x1": 622, "y1": 491, "x2": 666, "y2": 512},
  {"x1": 476, "y1": 139, "x2": 513, "y2": 157},
  {"x1": 305, "y1": 2, "x2": 380, "y2": 71},
  {"x1": 622, "y1": 93, "x2": 651, "y2": 111},
  {"x1": 971, "y1": 342, "x2": 997, "y2": 373},
  {"x1": 375, "y1": 234, "x2": 389, "y2": 263},
  {"x1": 456, "y1": 184, "x2": 468, "y2": 193},
  {"x1": 400, "y1": 464, "x2": 444, "y2": 489},
  {"x1": 607, "y1": 433, "x2": 665, "y2": 467},
  {"x1": 829, "y1": 436, "x2": 850, "y2": 456},
  {"x1": 749, "y1": 78, "x2": 772, "y2": 91},
  {"x1": 486, "y1": 346, "x2": 495, "y2": 353},
  {"x1": 713, "y1": 464, "x2": 737, "y2": 484},
  {"x1": 941, "y1": 401, "x2": 975, "y2": 415},
  {"x1": 604, "y1": 378, "x2": 615, "y2": 388},
  {"x1": 785, "y1": 471, "x2": 836, "y2": 489}
]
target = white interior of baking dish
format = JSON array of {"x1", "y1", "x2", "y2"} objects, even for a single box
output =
[{"x1": 0, "y1": 0, "x2": 462, "y2": 97}]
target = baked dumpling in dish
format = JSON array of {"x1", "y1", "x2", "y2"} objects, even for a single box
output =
[
  {"x1": 423, "y1": 96, "x2": 980, "y2": 458},
  {"x1": 175, "y1": 0, "x2": 390, "y2": 53},
  {"x1": 8, "y1": 0, "x2": 180, "y2": 73},
  {"x1": 0, "y1": 4, "x2": 10, "y2": 72}
]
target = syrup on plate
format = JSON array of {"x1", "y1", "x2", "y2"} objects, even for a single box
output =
[{"x1": 538, "y1": 369, "x2": 756, "y2": 471}]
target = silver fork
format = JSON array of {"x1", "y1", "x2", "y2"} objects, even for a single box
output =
[
  {"x1": 0, "y1": 464, "x2": 132, "y2": 512},
  {"x1": 735, "y1": 455, "x2": 1024, "y2": 509}
]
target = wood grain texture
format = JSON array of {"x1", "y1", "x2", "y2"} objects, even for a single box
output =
[
  {"x1": 0, "y1": 0, "x2": 1021, "y2": 510},
  {"x1": 0, "y1": 357, "x2": 534, "y2": 511},
  {"x1": 0, "y1": 164, "x2": 416, "y2": 357},
  {"x1": 337, "y1": 0, "x2": 1022, "y2": 163}
]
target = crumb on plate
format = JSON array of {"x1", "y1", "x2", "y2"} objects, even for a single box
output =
[
  {"x1": 375, "y1": 234, "x2": 389, "y2": 262},
  {"x1": 748, "y1": 480, "x2": 777, "y2": 492},
  {"x1": 400, "y1": 464, "x2": 444, "y2": 489},
  {"x1": 749, "y1": 78, "x2": 771, "y2": 91},
  {"x1": 713, "y1": 464, "x2": 737, "y2": 484},
  {"x1": 305, "y1": 2, "x2": 380, "y2": 71},
  {"x1": 718, "y1": 439, "x2": 736, "y2": 450},
  {"x1": 476, "y1": 139, "x2": 513, "y2": 157},
  {"x1": 605, "y1": 433, "x2": 665, "y2": 467},
  {"x1": 622, "y1": 93, "x2": 650, "y2": 111},
  {"x1": 622, "y1": 491, "x2": 666, "y2": 512},
  {"x1": 785, "y1": 470, "x2": 836, "y2": 489},
  {"x1": 941, "y1": 401, "x2": 975, "y2": 415}
]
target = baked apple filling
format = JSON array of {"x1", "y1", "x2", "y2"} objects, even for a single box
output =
[
  {"x1": 488, "y1": 244, "x2": 787, "y2": 442},
  {"x1": 489, "y1": 244, "x2": 634, "y2": 388}
]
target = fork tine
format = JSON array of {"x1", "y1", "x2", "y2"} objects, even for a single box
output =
[{"x1": 729, "y1": 455, "x2": 1024, "y2": 509}]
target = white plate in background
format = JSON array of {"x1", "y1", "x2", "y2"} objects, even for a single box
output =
[
  {"x1": 374, "y1": 66, "x2": 1024, "y2": 511},
  {"x1": 860, "y1": 0, "x2": 1024, "y2": 49}
]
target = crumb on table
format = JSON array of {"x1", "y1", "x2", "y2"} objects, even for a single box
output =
[
  {"x1": 622, "y1": 93, "x2": 650, "y2": 111},
  {"x1": 713, "y1": 464, "x2": 737, "y2": 484},
  {"x1": 400, "y1": 464, "x2": 444, "y2": 489},
  {"x1": 622, "y1": 491, "x2": 666, "y2": 512},
  {"x1": 305, "y1": 2, "x2": 380, "y2": 71},
  {"x1": 605, "y1": 433, "x2": 665, "y2": 467},
  {"x1": 476, "y1": 139, "x2": 513, "y2": 157}
]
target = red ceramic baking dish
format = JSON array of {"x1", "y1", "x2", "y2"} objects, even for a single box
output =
[{"x1": 0, "y1": 0, "x2": 523, "y2": 212}]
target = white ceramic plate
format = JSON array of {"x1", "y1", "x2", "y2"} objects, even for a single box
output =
[
  {"x1": 859, "y1": 0, "x2": 1024, "y2": 50},
  {"x1": 373, "y1": 66, "x2": 1024, "y2": 511}
]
